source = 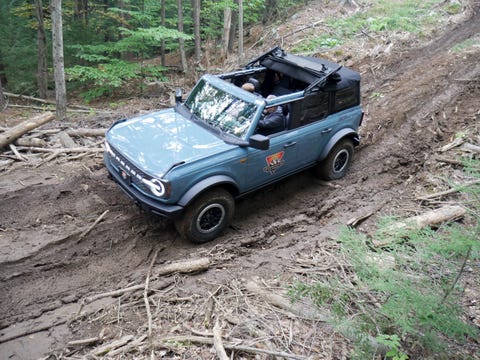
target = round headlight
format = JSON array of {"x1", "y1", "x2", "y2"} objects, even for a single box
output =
[{"x1": 141, "y1": 178, "x2": 165, "y2": 197}]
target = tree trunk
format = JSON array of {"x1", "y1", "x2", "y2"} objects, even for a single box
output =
[
  {"x1": 177, "y1": 0, "x2": 188, "y2": 72},
  {"x1": 160, "y1": 0, "x2": 166, "y2": 66},
  {"x1": 221, "y1": 7, "x2": 232, "y2": 59},
  {"x1": 192, "y1": 0, "x2": 201, "y2": 62},
  {"x1": 74, "y1": 0, "x2": 88, "y2": 23},
  {"x1": 35, "y1": 0, "x2": 48, "y2": 99},
  {"x1": 263, "y1": 0, "x2": 277, "y2": 24},
  {"x1": 0, "y1": 77, "x2": 5, "y2": 112},
  {"x1": 238, "y1": 0, "x2": 244, "y2": 61},
  {"x1": 50, "y1": 0, "x2": 67, "y2": 120},
  {"x1": 228, "y1": 4, "x2": 237, "y2": 53}
]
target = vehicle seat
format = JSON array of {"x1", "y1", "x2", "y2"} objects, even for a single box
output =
[
  {"x1": 247, "y1": 77, "x2": 261, "y2": 93},
  {"x1": 284, "y1": 103, "x2": 293, "y2": 129}
]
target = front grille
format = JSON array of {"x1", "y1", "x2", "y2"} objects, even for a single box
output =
[{"x1": 107, "y1": 144, "x2": 152, "y2": 194}]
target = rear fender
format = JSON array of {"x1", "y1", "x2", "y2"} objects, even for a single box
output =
[
  {"x1": 178, "y1": 175, "x2": 239, "y2": 207},
  {"x1": 319, "y1": 128, "x2": 359, "y2": 162}
]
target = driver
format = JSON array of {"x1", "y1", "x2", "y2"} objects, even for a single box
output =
[{"x1": 257, "y1": 95, "x2": 286, "y2": 136}]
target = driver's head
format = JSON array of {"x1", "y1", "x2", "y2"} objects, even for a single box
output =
[{"x1": 265, "y1": 94, "x2": 278, "y2": 113}]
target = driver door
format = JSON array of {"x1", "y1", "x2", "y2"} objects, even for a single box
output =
[{"x1": 245, "y1": 131, "x2": 300, "y2": 190}]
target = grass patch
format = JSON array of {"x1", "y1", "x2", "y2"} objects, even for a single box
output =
[
  {"x1": 293, "y1": 0, "x2": 447, "y2": 53},
  {"x1": 451, "y1": 36, "x2": 480, "y2": 53},
  {"x1": 288, "y1": 159, "x2": 480, "y2": 358}
]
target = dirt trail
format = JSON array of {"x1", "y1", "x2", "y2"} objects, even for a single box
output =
[{"x1": 1, "y1": 3, "x2": 479, "y2": 359}]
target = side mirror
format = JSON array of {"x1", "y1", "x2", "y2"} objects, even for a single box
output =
[
  {"x1": 175, "y1": 88, "x2": 183, "y2": 104},
  {"x1": 248, "y1": 134, "x2": 269, "y2": 150}
]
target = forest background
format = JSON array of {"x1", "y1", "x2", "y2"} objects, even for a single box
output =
[{"x1": 0, "y1": 0, "x2": 303, "y2": 108}]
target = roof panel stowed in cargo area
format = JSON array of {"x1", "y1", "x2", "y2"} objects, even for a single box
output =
[{"x1": 255, "y1": 47, "x2": 360, "y2": 92}]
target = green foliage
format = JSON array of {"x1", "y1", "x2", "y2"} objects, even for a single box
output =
[
  {"x1": 376, "y1": 334, "x2": 409, "y2": 360},
  {"x1": 67, "y1": 60, "x2": 165, "y2": 102},
  {"x1": 293, "y1": 36, "x2": 343, "y2": 52},
  {"x1": 451, "y1": 37, "x2": 480, "y2": 53},
  {"x1": 1, "y1": 0, "x2": 311, "y2": 98},
  {"x1": 288, "y1": 160, "x2": 480, "y2": 358},
  {"x1": 445, "y1": 1, "x2": 462, "y2": 15},
  {"x1": 293, "y1": 0, "x2": 448, "y2": 53}
]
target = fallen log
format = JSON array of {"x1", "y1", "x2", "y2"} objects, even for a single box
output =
[
  {"x1": 14, "y1": 137, "x2": 48, "y2": 147},
  {"x1": 56, "y1": 131, "x2": 77, "y2": 148},
  {"x1": 0, "y1": 112, "x2": 55, "y2": 149},
  {"x1": 16, "y1": 146, "x2": 103, "y2": 153},
  {"x1": 65, "y1": 128, "x2": 107, "y2": 137},
  {"x1": 373, "y1": 205, "x2": 467, "y2": 247},
  {"x1": 416, "y1": 180, "x2": 480, "y2": 201},
  {"x1": 155, "y1": 257, "x2": 210, "y2": 277},
  {"x1": 90, "y1": 335, "x2": 134, "y2": 356},
  {"x1": 245, "y1": 277, "x2": 328, "y2": 322},
  {"x1": 3, "y1": 91, "x2": 102, "y2": 111},
  {"x1": 461, "y1": 142, "x2": 480, "y2": 153}
]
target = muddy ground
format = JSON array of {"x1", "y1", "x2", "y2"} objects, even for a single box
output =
[{"x1": 1, "y1": 2, "x2": 479, "y2": 359}]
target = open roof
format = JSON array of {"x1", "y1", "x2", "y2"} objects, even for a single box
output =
[{"x1": 252, "y1": 47, "x2": 360, "y2": 91}]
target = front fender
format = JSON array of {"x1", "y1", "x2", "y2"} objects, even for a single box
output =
[
  {"x1": 319, "y1": 128, "x2": 359, "y2": 162},
  {"x1": 178, "y1": 175, "x2": 239, "y2": 207}
]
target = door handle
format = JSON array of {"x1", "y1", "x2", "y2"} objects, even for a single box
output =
[
  {"x1": 283, "y1": 142, "x2": 297, "y2": 148},
  {"x1": 321, "y1": 128, "x2": 333, "y2": 134}
]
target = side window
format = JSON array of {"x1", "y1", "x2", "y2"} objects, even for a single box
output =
[
  {"x1": 334, "y1": 85, "x2": 359, "y2": 112},
  {"x1": 289, "y1": 91, "x2": 330, "y2": 129}
]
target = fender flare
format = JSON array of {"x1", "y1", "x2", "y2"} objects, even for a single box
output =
[
  {"x1": 178, "y1": 175, "x2": 239, "y2": 207},
  {"x1": 318, "y1": 128, "x2": 359, "y2": 162}
]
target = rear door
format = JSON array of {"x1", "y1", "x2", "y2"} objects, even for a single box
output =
[{"x1": 289, "y1": 91, "x2": 335, "y2": 167}]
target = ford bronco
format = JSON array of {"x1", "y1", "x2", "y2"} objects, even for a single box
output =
[{"x1": 104, "y1": 47, "x2": 363, "y2": 243}]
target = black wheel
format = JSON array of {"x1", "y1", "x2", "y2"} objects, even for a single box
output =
[
  {"x1": 175, "y1": 188, "x2": 234, "y2": 243},
  {"x1": 316, "y1": 138, "x2": 354, "y2": 180}
]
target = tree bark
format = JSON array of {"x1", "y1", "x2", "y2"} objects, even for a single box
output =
[
  {"x1": 0, "y1": 112, "x2": 55, "y2": 149},
  {"x1": 192, "y1": 0, "x2": 201, "y2": 62},
  {"x1": 263, "y1": 0, "x2": 277, "y2": 24},
  {"x1": 160, "y1": 0, "x2": 166, "y2": 66},
  {"x1": 177, "y1": 0, "x2": 188, "y2": 72},
  {"x1": 74, "y1": 0, "x2": 88, "y2": 22},
  {"x1": 228, "y1": 5, "x2": 237, "y2": 53},
  {"x1": 0, "y1": 77, "x2": 5, "y2": 112},
  {"x1": 35, "y1": 0, "x2": 48, "y2": 99},
  {"x1": 221, "y1": 7, "x2": 232, "y2": 59},
  {"x1": 156, "y1": 257, "x2": 210, "y2": 276},
  {"x1": 238, "y1": 0, "x2": 244, "y2": 61},
  {"x1": 50, "y1": 0, "x2": 67, "y2": 120}
]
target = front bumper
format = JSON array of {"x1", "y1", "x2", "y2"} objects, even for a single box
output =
[{"x1": 104, "y1": 154, "x2": 184, "y2": 219}]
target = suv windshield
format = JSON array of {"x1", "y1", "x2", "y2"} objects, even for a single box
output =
[{"x1": 186, "y1": 79, "x2": 257, "y2": 138}]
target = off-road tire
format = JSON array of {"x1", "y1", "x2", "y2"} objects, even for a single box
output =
[
  {"x1": 316, "y1": 138, "x2": 354, "y2": 180},
  {"x1": 175, "y1": 188, "x2": 234, "y2": 244}
]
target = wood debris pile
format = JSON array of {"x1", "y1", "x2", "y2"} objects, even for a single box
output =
[{"x1": 0, "y1": 111, "x2": 107, "y2": 170}]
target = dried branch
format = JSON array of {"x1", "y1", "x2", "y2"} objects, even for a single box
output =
[
  {"x1": 145, "y1": 249, "x2": 161, "y2": 339},
  {"x1": 213, "y1": 321, "x2": 229, "y2": 360},
  {"x1": 78, "y1": 210, "x2": 109, "y2": 241},
  {"x1": 156, "y1": 335, "x2": 309, "y2": 360}
]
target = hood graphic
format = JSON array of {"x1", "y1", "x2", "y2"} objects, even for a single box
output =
[{"x1": 106, "y1": 109, "x2": 231, "y2": 177}]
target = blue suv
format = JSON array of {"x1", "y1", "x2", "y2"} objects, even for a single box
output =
[{"x1": 104, "y1": 47, "x2": 363, "y2": 243}]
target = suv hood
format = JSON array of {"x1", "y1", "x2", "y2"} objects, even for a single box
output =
[{"x1": 106, "y1": 108, "x2": 232, "y2": 177}]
